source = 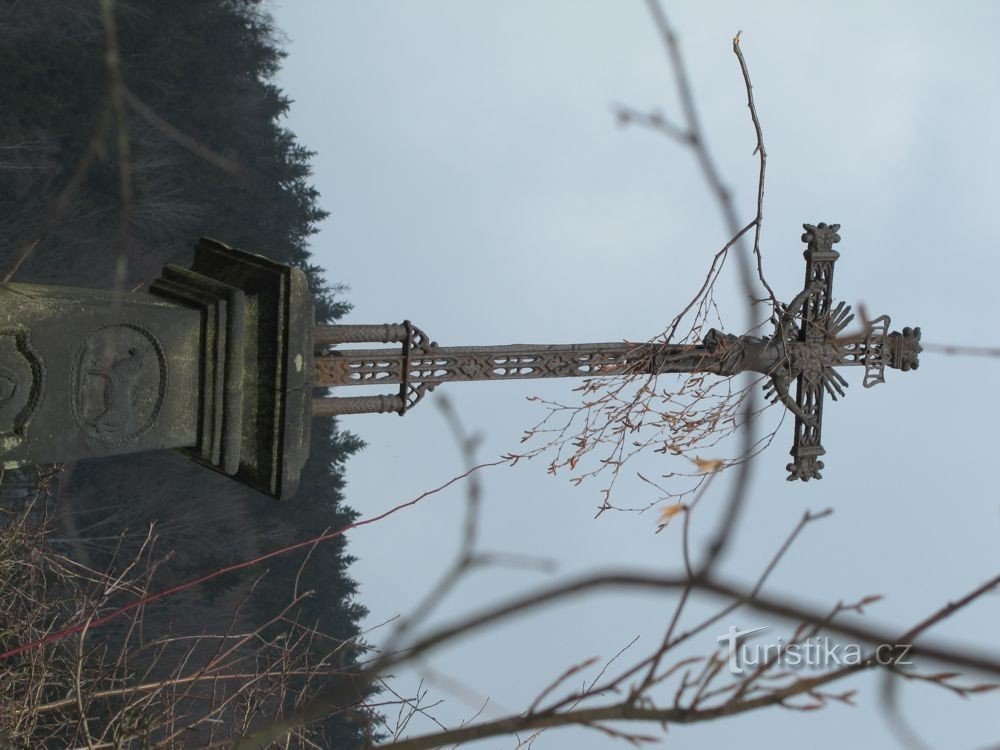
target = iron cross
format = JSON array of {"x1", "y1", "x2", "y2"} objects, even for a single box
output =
[{"x1": 313, "y1": 223, "x2": 922, "y2": 482}]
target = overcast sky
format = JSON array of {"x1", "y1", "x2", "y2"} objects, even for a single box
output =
[{"x1": 272, "y1": 3, "x2": 999, "y2": 747}]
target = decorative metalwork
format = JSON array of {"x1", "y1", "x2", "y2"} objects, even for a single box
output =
[{"x1": 313, "y1": 223, "x2": 921, "y2": 481}]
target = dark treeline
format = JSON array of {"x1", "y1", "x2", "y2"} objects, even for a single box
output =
[{"x1": 1, "y1": 0, "x2": 375, "y2": 745}]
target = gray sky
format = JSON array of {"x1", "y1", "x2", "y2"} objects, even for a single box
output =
[{"x1": 273, "y1": 2, "x2": 999, "y2": 747}]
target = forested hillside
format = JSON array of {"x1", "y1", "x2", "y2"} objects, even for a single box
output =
[{"x1": 0, "y1": 0, "x2": 374, "y2": 745}]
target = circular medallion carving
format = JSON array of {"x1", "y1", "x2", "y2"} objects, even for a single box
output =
[{"x1": 72, "y1": 323, "x2": 167, "y2": 446}]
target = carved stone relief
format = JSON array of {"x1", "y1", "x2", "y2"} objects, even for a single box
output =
[
  {"x1": 72, "y1": 323, "x2": 167, "y2": 446},
  {"x1": 0, "y1": 330, "x2": 44, "y2": 447}
]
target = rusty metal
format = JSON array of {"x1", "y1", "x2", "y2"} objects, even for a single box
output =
[{"x1": 312, "y1": 223, "x2": 921, "y2": 482}]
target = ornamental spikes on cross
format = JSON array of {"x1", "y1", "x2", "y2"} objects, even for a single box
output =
[{"x1": 749, "y1": 222, "x2": 922, "y2": 479}]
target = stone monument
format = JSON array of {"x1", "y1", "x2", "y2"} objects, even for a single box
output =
[{"x1": 0, "y1": 223, "x2": 920, "y2": 497}]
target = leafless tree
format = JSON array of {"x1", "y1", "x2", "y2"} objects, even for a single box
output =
[
  {"x1": 231, "y1": 3, "x2": 999, "y2": 748},
  {"x1": 3, "y1": 2, "x2": 996, "y2": 749}
]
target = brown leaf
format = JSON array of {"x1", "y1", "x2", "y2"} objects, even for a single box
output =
[
  {"x1": 657, "y1": 503, "x2": 687, "y2": 526},
  {"x1": 689, "y1": 456, "x2": 724, "y2": 474}
]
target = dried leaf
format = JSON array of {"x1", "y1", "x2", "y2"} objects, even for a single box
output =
[
  {"x1": 657, "y1": 503, "x2": 687, "y2": 526},
  {"x1": 690, "y1": 456, "x2": 724, "y2": 474}
]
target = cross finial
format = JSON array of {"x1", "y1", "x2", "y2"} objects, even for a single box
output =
[
  {"x1": 779, "y1": 222, "x2": 920, "y2": 481},
  {"x1": 801, "y1": 222, "x2": 841, "y2": 254}
]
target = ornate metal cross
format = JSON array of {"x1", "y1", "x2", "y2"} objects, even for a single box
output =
[
  {"x1": 0, "y1": 221, "x2": 920, "y2": 497},
  {"x1": 313, "y1": 223, "x2": 921, "y2": 482}
]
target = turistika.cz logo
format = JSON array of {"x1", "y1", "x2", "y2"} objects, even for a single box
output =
[{"x1": 716, "y1": 625, "x2": 913, "y2": 675}]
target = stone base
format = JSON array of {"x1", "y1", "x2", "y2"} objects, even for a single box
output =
[{"x1": 151, "y1": 239, "x2": 314, "y2": 499}]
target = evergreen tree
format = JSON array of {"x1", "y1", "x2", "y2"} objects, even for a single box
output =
[{"x1": 0, "y1": 0, "x2": 376, "y2": 743}]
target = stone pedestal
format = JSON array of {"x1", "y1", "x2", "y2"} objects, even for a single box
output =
[{"x1": 0, "y1": 239, "x2": 313, "y2": 499}]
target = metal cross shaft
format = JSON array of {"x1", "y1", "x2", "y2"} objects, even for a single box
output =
[
  {"x1": 312, "y1": 223, "x2": 922, "y2": 481},
  {"x1": 312, "y1": 332, "x2": 726, "y2": 417}
]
